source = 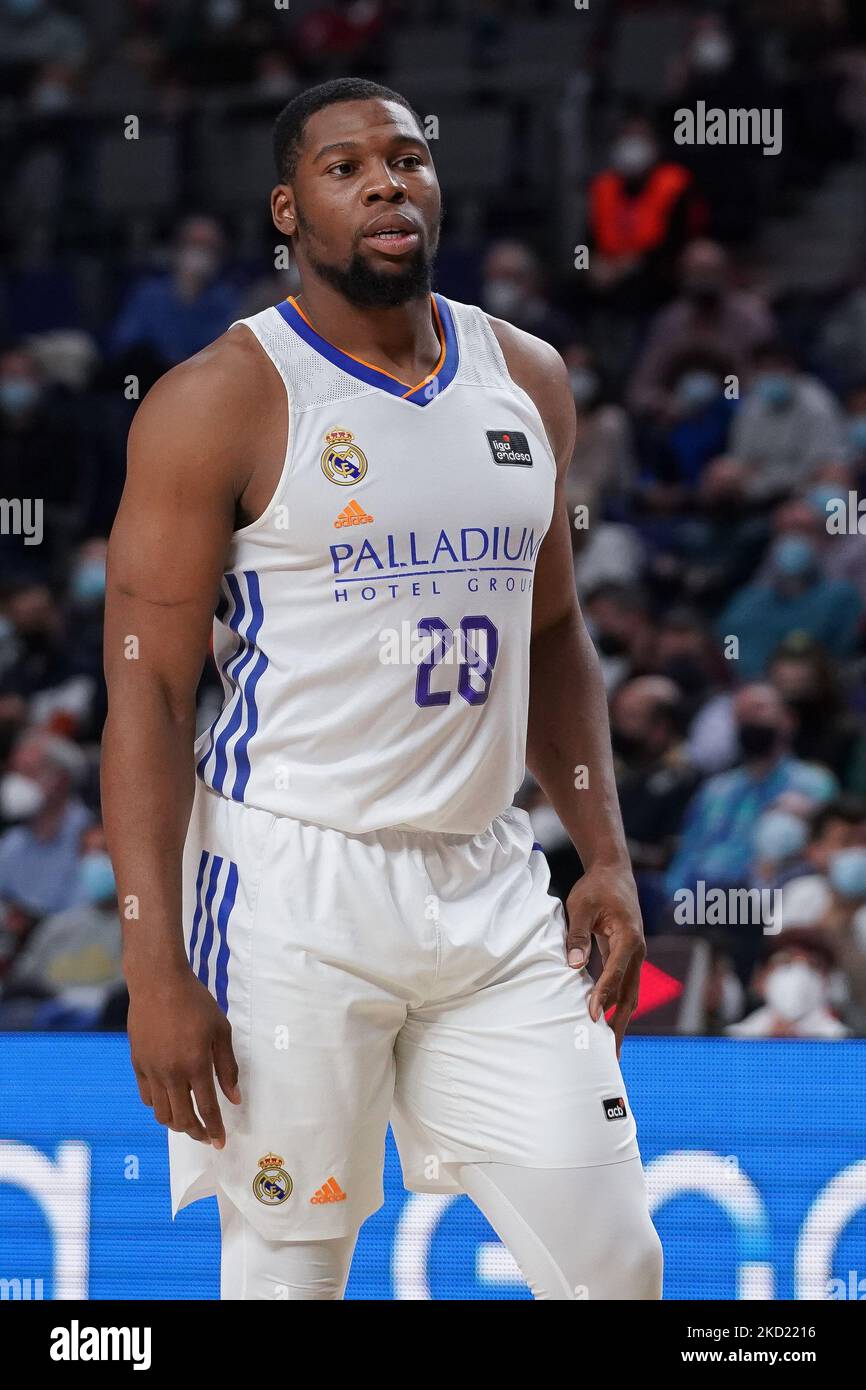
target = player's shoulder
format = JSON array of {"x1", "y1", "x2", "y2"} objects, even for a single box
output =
[
  {"x1": 482, "y1": 311, "x2": 573, "y2": 465},
  {"x1": 129, "y1": 323, "x2": 281, "y2": 454}
]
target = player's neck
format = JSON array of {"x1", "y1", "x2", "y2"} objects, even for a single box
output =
[{"x1": 293, "y1": 281, "x2": 441, "y2": 383}]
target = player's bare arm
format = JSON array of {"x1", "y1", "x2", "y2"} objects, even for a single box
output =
[
  {"x1": 491, "y1": 317, "x2": 645, "y2": 1056},
  {"x1": 101, "y1": 328, "x2": 286, "y2": 1148}
]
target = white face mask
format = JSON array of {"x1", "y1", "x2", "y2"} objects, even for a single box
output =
[
  {"x1": 764, "y1": 961, "x2": 826, "y2": 1021},
  {"x1": 691, "y1": 34, "x2": 732, "y2": 72},
  {"x1": 612, "y1": 135, "x2": 656, "y2": 177},
  {"x1": 0, "y1": 771, "x2": 46, "y2": 821},
  {"x1": 175, "y1": 246, "x2": 218, "y2": 281},
  {"x1": 482, "y1": 278, "x2": 525, "y2": 319}
]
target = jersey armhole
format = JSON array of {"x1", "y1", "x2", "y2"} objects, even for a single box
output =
[
  {"x1": 472, "y1": 306, "x2": 559, "y2": 477},
  {"x1": 228, "y1": 315, "x2": 295, "y2": 540}
]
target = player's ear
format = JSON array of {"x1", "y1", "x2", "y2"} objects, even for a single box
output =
[{"x1": 271, "y1": 185, "x2": 297, "y2": 238}]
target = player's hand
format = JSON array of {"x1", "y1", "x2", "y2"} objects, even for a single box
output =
[
  {"x1": 564, "y1": 863, "x2": 646, "y2": 1057},
  {"x1": 127, "y1": 966, "x2": 241, "y2": 1148}
]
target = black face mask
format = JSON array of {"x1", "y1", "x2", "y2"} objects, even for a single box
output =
[
  {"x1": 785, "y1": 694, "x2": 826, "y2": 722},
  {"x1": 0, "y1": 721, "x2": 21, "y2": 764},
  {"x1": 596, "y1": 631, "x2": 628, "y2": 658},
  {"x1": 685, "y1": 285, "x2": 722, "y2": 310},
  {"x1": 662, "y1": 657, "x2": 707, "y2": 698},
  {"x1": 611, "y1": 729, "x2": 646, "y2": 761},
  {"x1": 702, "y1": 496, "x2": 742, "y2": 522},
  {"x1": 738, "y1": 721, "x2": 779, "y2": 759},
  {"x1": 19, "y1": 628, "x2": 54, "y2": 656}
]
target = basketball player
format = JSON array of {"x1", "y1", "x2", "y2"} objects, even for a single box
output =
[{"x1": 102, "y1": 78, "x2": 663, "y2": 1301}]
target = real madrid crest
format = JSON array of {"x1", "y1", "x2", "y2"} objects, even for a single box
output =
[
  {"x1": 253, "y1": 1152, "x2": 293, "y2": 1205},
  {"x1": 321, "y1": 428, "x2": 368, "y2": 486}
]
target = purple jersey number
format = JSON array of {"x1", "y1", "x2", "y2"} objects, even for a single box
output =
[{"x1": 415, "y1": 614, "x2": 499, "y2": 707}]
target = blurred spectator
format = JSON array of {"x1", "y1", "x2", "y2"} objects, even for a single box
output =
[
  {"x1": 656, "y1": 457, "x2": 769, "y2": 614},
  {"x1": 252, "y1": 48, "x2": 301, "y2": 105},
  {"x1": 0, "y1": 731, "x2": 93, "y2": 972},
  {"x1": 756, "y1": 485, "x2": 862, "y2": 580},
  {"x1": 109, "y1": 215, "x2": 240, "y2": 371},
  {"x1": 1, "y1": 821, "x2": 123, "y2": 1014},
  {"x1": 665, "y1": 682, "x2": 835, "y2": 900},
  {"x1": 750, "y1": 806, "x2": 810, "y2": 892},
  {"x1": 0, "y1": 692, "x2": 27, "y2": 765},
  {"x1": 583, "y1": 583, "x2": 655, "y2": 692},
  {"x1": 0, "y1": 343, "x2": 97, "y2": 581},
  {"x1": 573, "y1": 519, "x2": 646, "y2": 599},
  {"x1": 778, "y1": 797, "x2": 866, "y2": 932},
  {"x1": 480, "y1": 241, "x2": 577, "y2": 350},
  {"x1": 843, "y1": 381, "x2": 866, "y2": 470},
  {"x1": 168, "y1": 0, "x2": 277, "y2": 89},
  {"x1": 611, "y1": 676, "x2": 698, "y2": 870},
  {"x1": 725, "y1": 931, "x2": 851, "y2": 1038},
  {"x1": 0, "y1": 0, "x2": 87, "y2": 98},
  {"x1": 663, "y1": 13, "x2": 770, "y2": 242},
  {"x1": 588, "y1": 114, "x2": 703, "y2": 313},
  {"x1": 0, "y1": 583, "x2": 73, "y2": 698},
  {"x1": 768, "y1": 636, "x2": 866, "y2": 794},
  {"x1": 803, "y1": 468, "x2": 866, "y2": 608},
  {"x1": 652, "y1": 605, "x2": 726, "y2": 716},
  {"x1": 562, "y1": 341, "x2": 636, "y2": 523},
  {"x1": 730, "y1": 340, "x2": 847, "y2": 502},
  {"x1": 702, "y1": 938, "x2": 746, "y2": 1032},
  {"x1": 627, "y1": 240, "x2": 775, "y2": 419},
  {"x1": 296, "y1": 0, "x2": 387, "y2": 75},
  {"x1": 718, "y1": 505, "x2": 862, "y2": 678},
  {"x1": 642, "y1": 344, "x2": 738, "y2": 496},
  {"x1": 816, "y1": 263, "x2": 866, "y2": 394}
]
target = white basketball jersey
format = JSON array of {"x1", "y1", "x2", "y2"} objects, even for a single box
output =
[{"x1": 194, "y1": 293, "x2": 557, "y2": 834}]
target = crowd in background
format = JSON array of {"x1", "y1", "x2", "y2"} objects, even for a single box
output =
[{"x1": 1, "y1": 0, "x2": 866, "y2": 1038}]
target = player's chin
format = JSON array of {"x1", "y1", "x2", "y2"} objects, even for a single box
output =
[{"x1": 359, "y1": 244, "x2": 425, "y2": 274}]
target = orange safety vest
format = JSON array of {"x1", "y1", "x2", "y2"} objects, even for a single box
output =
[{"x1": 590, "y1": 163, "x2": 693, "y2": 259}]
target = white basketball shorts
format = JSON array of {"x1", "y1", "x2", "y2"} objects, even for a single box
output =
[{"x1": 168, "y1": 780, "x2": 642, "y2": 1240}]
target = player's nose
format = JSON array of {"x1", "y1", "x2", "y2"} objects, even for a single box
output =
[{"x1": 362, "y1": 164, "x2": 408, "y2": 203}]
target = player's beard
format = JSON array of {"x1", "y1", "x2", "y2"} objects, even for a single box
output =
[{"x1": 296, "y1": 204, "x2": 439, "y2": 308}]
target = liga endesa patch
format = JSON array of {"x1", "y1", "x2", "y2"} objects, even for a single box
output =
[{"x1": 486, "y1": 429, "x2": 533, "y2": 466}]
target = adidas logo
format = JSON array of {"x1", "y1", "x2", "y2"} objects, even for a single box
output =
[
  {"x1": 333, "y1": 499, "x2": 373, "y2": 528},
  {"x1": 310, "y1": 1176, "x2": 347, "y2": 1204}
]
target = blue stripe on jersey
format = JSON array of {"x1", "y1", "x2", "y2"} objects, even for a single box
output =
[
  {"x1": 196, "y1": 853, "x2": 222, "y2": 987},
  {"x1": 196, "y1": 580, "x2": 246, "y2": 784},
  {"x1": 213, "y1": 859, "x2": 238, "y2": 1014},
  {"x1": 206, "y1": 572, "x2": 267, "y2": 796},
  {"x1": 187, "y1": 850, "x2": 209, "y2": 971},
  {"x1": 275, "y1": 293, "x2": 459, "y2": 406},
  {"x1": 230, "y1": 573, "x2": 268, "y2": 799}
]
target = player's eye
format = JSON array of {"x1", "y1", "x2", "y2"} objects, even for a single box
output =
[
  {"x1": 328, "y1": 161, "x2": 356, "y2": 177},
  {"x1": 395, "y1": 155, "x2": 423, "y2": 170}
]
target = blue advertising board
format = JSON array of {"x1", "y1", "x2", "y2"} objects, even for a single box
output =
[{"x1": 1, "y1": 1035, "x2": 864, "y2": 1300}]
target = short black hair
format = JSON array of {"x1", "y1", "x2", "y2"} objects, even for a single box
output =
[
  {"x1": 810, "y1": 795, "x2": 866, "y2": 840},
  {"x1": 751, "y1": 337, "x2": 796, "y2": 367},
  {"x1": 273, "y1": 78, "x2": 422, "y2": 183}
]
